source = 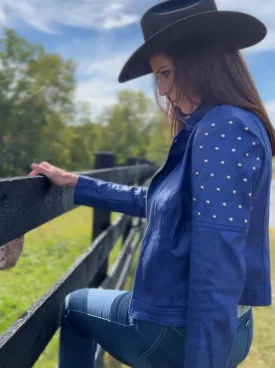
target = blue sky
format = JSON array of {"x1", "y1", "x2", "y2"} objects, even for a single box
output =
[{"x1": 0, "y1": 0, "x2": 274, "y2": 123}]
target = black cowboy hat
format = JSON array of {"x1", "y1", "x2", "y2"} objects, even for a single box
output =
[{"x1": 118, "y1": 0, "x2": 267, "y2": 83}]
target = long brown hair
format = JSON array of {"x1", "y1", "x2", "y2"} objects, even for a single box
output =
[{"x1": 154, "y1": 35, "x2": 275, "y2": 156}]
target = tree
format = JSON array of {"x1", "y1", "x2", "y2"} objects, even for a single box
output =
[
  {"x1": 97, "y1": 90, "x2": 156, "y2": 163},
  {"x1": 146, "y1": 110, "x2": 171, "y2": 164},
  {"x1": 0, "y1": 28, "x2": 76, "y2": 177}
]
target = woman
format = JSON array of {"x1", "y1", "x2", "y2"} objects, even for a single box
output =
[{"x1": 30, "y1": 1, "x2": 274, "y2": 367}]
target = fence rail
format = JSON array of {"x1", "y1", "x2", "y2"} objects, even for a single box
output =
[{"x1": 0, "y1": 152, "x2": 157, "y2": 368}]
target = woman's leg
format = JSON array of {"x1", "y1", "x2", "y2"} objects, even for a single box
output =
[
  {"x1": 58, "y1": 288, "x2": 187, "y2": 368},
  {"x1": 59, "y1": 287, "x2": 254, "y2": 368},
  {"x1": 58, "y1": 288, "x2": 145, "y2": 368}
]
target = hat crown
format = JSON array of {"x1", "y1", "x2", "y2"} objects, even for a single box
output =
[{"x1": 141, "y1": 0, "x2": 217, "y2": 41}]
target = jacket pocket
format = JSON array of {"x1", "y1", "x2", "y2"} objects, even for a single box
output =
[{"x1": 137, "y1": 320, "x2": 185, "y2": 368}]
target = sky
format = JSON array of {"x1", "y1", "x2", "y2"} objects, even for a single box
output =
[{"x1": 0, "y1": 0, "x2": 274, "y2": 122}]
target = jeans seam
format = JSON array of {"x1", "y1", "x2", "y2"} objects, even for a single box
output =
[
  {"x1": 67, "y1": 309, "x2": 138, "y2": 327},
  {"x1": 243, "y1": 320, "x2": 252, "y2": 360},
  {"x1": 141, "y1": 326, "x2": 167, "y2": 367},
  {"x1": 172, "y1": 326, "x2": 185, "y2": 338}
]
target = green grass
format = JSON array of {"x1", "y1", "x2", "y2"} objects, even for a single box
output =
[
  {"x1": 0, "y1": 207, "x2": 127, "y2": 367},
  {"x1": 0, "y1": 207, "x2": 92, "y2": 332},
  {"x1": 241, "y1": 228, "x2": 275, "y2": 368},
  {"x1": 0, "y1": 208, "x2": 274, "y2": 367}
]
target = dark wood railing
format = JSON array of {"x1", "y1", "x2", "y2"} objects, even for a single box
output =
[{"x1": 0, "y1": 152, "x2": 157, "y2": 368}]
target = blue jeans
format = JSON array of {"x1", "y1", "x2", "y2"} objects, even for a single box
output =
[{"x1": 58, "y1": 289, "x2": 253, "y2": 368}]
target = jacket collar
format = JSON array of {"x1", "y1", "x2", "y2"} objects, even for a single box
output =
[{"x1": 178, "y1": 103, "x2": 217, "y2": 128}]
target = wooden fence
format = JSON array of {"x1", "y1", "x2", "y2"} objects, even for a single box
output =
[{"x1": 0, "y1": 152, "x2": 157, "y2": 368}]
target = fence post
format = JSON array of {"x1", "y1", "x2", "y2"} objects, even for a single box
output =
[
  {"x1": 89, "y1": 152, "x2": 115, "y2": 287},
  {"x1": 121, "y1": 157, "x2": 138, "y2": 243}
]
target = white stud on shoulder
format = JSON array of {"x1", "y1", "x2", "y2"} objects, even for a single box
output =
[
  {"x1": 229, "y1": 121, "x2": 233, "y2": 124},
  {"x1": 229, "y1": 217, "x2": 233, "y2": 221}
]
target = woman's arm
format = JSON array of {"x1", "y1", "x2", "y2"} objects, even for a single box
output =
[
  {"x1": 184, "y1": 114, "x2": 264, "y2": 368},
  {"x1": 29, "y1": 163, "x2": 148, "y2": 218},
  {"x1": 73, "y1": 175, "x2": 147, "y2": 218}
]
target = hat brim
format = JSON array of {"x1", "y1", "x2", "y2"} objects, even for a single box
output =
[{"x1": 118, "y1": 11, "x2": 267, "y2": 83}]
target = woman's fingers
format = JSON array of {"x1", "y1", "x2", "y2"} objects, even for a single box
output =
[{"x1": 30, "y1": 163, "x2": 55, "y2": 179}]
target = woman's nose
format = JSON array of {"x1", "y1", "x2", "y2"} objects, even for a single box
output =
[{"x1": 158, "y1": 82, "x2": 167, "y2": 97}]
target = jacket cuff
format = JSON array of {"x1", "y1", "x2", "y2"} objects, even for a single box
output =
[{"x1": 73, "y1": 175, "x2": 92, "y2": 205}]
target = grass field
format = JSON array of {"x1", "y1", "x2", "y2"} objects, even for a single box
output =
[{"x1": 0, "y1": 207, "x2": 274, "y2": 367}]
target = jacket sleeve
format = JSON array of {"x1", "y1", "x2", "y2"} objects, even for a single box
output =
[
  {"x1": 184, "y1": 115, "x2": 263, "y2": 367},
  {"x1": 74, "y1": 175, "x2": 147, "y2": 218}
]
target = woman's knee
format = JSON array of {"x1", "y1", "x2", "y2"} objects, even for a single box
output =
[{"x1": 60, "y1": 288, "x2": 91, "y2": 327}]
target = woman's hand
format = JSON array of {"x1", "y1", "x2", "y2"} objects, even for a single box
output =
[{"x1": 30, "y1": 162, "x2": 79, "y2": 187}]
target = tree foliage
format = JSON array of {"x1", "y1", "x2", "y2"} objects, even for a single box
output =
[{"x1": 0, "y1": 28, "x2": 170, "y2": 177}]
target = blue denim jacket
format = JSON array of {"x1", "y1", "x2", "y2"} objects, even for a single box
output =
[{"x1": 74, "y1": 104, "x2": 272, "y2": 368}]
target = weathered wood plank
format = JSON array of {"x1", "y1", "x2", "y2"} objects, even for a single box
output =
[
  {"x1": 0, "y1": 164, "x2": 155, "y2": 246},
  {"x1": 115, "y1": 230, "x2": 142, "y2": 290},
  {"x1": 0, "y1": 214, "x2": 130, "y2": 368},
  {"x1": 95, "y1": 224, "x2": 143, "y2": 366},
  {"x1": 90, "y1": 153, "x2": 114, "y2": 288},
  {"x1": 100, "y1": 227, "x2": 136, "y2": 290}
]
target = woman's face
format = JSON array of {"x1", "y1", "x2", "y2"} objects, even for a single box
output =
[
  {"x1": 150, "y1": 53, "x2": 198, "y2": 114},
  {"x1": 150, "y1": 53, "x2": 177, "y2": 102}
]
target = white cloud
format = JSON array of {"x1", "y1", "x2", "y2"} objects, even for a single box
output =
[
  {"x1": 3, "y1": 0, "x2": 272, "y2": 116},
  {"x1": 0, "y1": 0, "x2": 151, "y2": 33},
  {"x1": 84, "y1": 52, "x2": 132, "y2": 79},
  {"x1": 217, "y1": 0, "x2": 275, "y2": 52},
  {"x1": 0, "y1": 0, "x2": 273, "y2": 46},
  {"x1": 72, "y1": 0, "x2": 275, "y2": 116},
  {"x1": 75, "y1": 54, "x2": 154, "y2": 117}
]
